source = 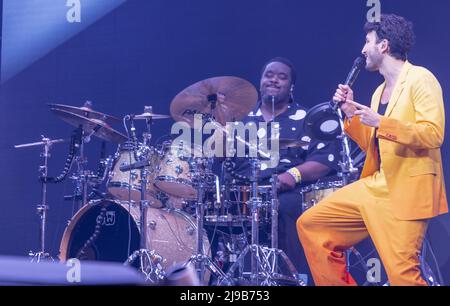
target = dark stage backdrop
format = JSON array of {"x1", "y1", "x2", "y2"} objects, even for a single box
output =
[{"x1": 0, "y1": 0, "x2": 449, "y2": 284}]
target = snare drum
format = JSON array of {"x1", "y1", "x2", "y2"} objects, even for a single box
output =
[
  {"x1": 301, "y1": 179, "x2": 343, "y2": 212},
  {"x1": 107, "y1": 142, "x2": 164, "y2": 208},
  {"x1": 154, "y1": 141, "x2": 201, "y2": 199},
  {"x1": 203, "y1": 185, "x2": 273, "y2": 227}
]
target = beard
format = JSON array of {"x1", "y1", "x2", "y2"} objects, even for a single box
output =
[
  {"x1": 261, "y1": 89, "x2": 290, "y2": 104},
  {"x1": 365, "y1": 52, "x2": 382, "y2": 72}
]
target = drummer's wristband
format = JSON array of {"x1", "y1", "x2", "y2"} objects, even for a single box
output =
[{"x1": 287, "y1": 167, "x2": 302, "y2": 184}]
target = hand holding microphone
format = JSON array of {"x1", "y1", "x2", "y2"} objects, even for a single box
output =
[
  {"x1": 332, "y1": 56, "x2": 366, "y2": 119},
  {"x1": 333, "y1": 84, "x2": 357, "y2": 119}
]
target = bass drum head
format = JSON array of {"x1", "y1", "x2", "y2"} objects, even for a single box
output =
[
  {"x1": 59, "y1": 200, "x2": 140, "y2": 263},
  {"x1": 59, "y1": 200, "x2": 210, "y2": 281}
]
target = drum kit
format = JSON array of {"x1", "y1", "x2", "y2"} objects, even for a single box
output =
[{"x1": 14, "y1": 75, "x2": 363, "y2": 286}]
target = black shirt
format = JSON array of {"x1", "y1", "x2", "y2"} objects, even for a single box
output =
[
  {"x1": 376, "y1": 102, "x2": 389, "y2": 164},
  {"x1": 229, "y1": 101, "x2": 341, "y2": 185}
]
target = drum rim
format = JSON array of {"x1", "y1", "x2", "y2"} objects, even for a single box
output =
[
  {"x1": 154, "y1": 177, "x2": 197, "y2": 199},
  {"x1": 59, "y1": 199, "x2": 137, "y2": 262},
  {"x1": 301, "y1": 180, "x2": 344, "y2": 192},
  {"x1": 107, "y1": 181, "x2": 141, "y2": 191},
  {"x1": 226, "y1": 184, "x2": 273, "y2": 192}
]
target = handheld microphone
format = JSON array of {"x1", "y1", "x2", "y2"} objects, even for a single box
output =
[
  {"x1": 331, "y1": 56, "x2": 366, "y2": 110},
  {"x1": 344, "y1": 56, "x2": 366, "y2": 88}
]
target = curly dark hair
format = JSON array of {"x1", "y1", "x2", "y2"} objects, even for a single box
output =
[{"x1": 364, "y1": 14, "x2": 415, "y2": 61}]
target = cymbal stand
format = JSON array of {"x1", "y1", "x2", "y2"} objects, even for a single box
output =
[
  {"x1": 69, "y1": 128, "x2": 93, "y2": 212},
  {"x1": 187, "y1": 156, "x2": 232, "y2": 285},
  {"x1": 224, "y1": 158, "x2": 304, "y2": 285},
  {"x1": 334, "y1": 108, "x2": 359, "y2": 185},
  {"x1": 29, "y1": 136, "x2": 55, "y2": 262},
  {"x1": 123, "y1": 114, "x2": 165, "y2": 284}
]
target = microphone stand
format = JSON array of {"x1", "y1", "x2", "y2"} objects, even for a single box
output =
[{"x1": 330, "y1": 57, "x2": 366, "y2": 283}]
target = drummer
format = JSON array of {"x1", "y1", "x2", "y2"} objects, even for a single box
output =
[{"x1": 227, "y1": 57, "x2": 340, "y2": 281}]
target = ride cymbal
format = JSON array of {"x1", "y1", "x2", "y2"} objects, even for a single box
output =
[{"x1": 170, "y1": 76, "x2": 258, "y2": 127}]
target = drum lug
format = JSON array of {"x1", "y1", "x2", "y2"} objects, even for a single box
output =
[
  {"x1": 186, "y1": 226, "x2": 195, "y2": 236},
  {"x1": 148, "y1": 220, "x2": 157, "y2": 230},
  {"x1": 175, "y1": 165, "x2": 183, "y2": 175},
  {"x1": 130, "y1": 171, "x2": 138, "y2": 180}
]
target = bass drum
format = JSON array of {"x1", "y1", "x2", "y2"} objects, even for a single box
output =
[{"x1": 59, "y1": 199, "x2": 210, "y2": 274}]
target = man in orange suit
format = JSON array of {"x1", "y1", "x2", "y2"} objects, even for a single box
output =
[{"x1": 297, "y1": 14, "x2": 447, "y2": 285}]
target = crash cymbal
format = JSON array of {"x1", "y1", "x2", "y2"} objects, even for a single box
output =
[
  {"x1": 170, "y1": 76, "x2": 258, "y2": 127},
  {"x1": 279, "y1": 138, "x2": 310, "y2": 149},
  {"x1": 48, "y1": 102, "x2": 120, "y2": 123},
  {"x1": 50, "y1": 108, "x2": 127, "y2": 143}
]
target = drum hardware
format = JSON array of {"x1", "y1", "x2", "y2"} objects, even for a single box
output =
[
  {"x1": 224, "y1": 158, "x2": 304, "y2": 286},
  {"x1": 71, "y1": 127, "x2": 96, "y2": 212},
  {"x1": 121, "y1": 111, "x2": 166, "y2": 283},
  {"x1": 49, "y1": 102, "x2": 127, "y2": 211},
  {"x1": 15, "y1": 135, "x2": 64, "y2": 262},
  {"x1": 223, "y1": 96, "x2": 305, "y2": 286},
  {"x1": 185, "y1": 156, "x2": 232, "y2": 285},
  {"x1": 112, "y1": 110, "x2": 166, "y2": 207},
  {"x1": 85, "y1": 141, "x2": 110, "y2": 202}
]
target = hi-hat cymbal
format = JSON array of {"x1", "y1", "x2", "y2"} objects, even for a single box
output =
[
  {"x1": 134, "y1": 112, "x2": 171, "y2": 120},
  {"x1": 48, "y1": 102, "x2": 120, "y2": 123},
  {"x1": 279, "y1": 138, "x2": 310, "y2": 149},
  {"x1": 170, "y1": 76, "x2": 258, "y2": 127},
  {"x1": 50, "y1": 108, "x2": 127, "y2": 143}
]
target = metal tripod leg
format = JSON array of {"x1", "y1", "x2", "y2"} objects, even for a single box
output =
[
  {"x1": 125, "y1": 249, "x2": 165, "y2": 283},
  {"x1": 189, "y1": 159, "x2": 233, "y2": 285},
  {"x1": 225, "y1": 243, "x2": 305, "y2": 286},
  {"x1": 186, "y1": 254, "x2": 232, "y2": 285},
  {"x1": 223, "y1": 159, "x2": 305, "y2": 286},
  {"x1": 123, "y1": 162, "x2": 165, "y2": 284}
]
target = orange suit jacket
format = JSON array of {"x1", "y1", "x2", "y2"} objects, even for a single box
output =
[{"x1": 344, "y1": 61, "x2": 448, "y2": 220}]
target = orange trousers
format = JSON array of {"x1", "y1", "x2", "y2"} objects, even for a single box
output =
[{"x1": 296, "y1": 172, "x2": 428, "y2": 286}]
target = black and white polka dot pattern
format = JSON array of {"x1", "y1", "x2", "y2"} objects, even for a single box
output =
[{"x1": 232, "y1": 101, "x2": 341, "y2": 183}]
